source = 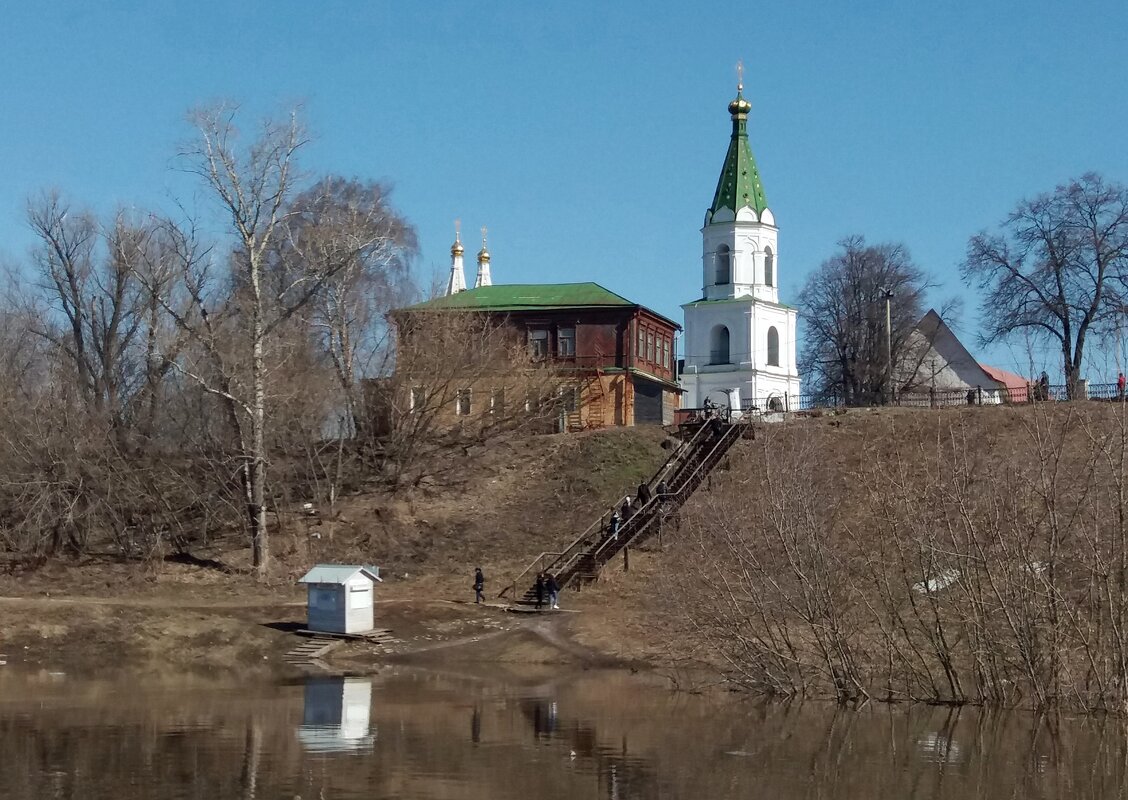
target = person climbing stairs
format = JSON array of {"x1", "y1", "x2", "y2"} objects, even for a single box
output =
[{"x1": 502, "y1": 415, "x2": 751, "y2": 607}]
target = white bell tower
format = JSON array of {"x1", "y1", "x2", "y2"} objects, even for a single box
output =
[{"x1": 680, "y1": 69, "x2": 800, "y2": 412}]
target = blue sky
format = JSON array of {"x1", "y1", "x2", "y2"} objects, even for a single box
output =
[{"x1": 3, "y1": 1, "x2": 1127, "y2": 376}]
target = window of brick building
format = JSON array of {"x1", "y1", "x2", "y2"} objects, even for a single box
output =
[
  {"x1": 557, "y1": 327, "x2": 576, "y2": 358},
  {"x1": 528, "y1": 329, "x2": 549, "y2": 360},
  {"x1": 456, "y1": 388, "x2": 472, "y2": 416}
]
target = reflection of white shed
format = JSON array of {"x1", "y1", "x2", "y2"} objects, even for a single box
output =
[
  {"x1": 298, "y1": 676, "x2": 375, "y2": 753},
  {"x1": 298, "y1": 564, "x2": 382, "y2": 634}
]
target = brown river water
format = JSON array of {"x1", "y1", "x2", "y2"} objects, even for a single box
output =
[{"x1": 1, "y1": 666, "x2": 1125, "y2": 799}]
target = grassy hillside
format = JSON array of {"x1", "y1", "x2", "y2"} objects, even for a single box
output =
[{"x1": 621, "y1": 402, "x2": 1128, "y2": 710}]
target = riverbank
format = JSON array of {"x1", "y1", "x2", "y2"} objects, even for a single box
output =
[
  {"x1": 10, "y1": 403, "x2": 1128, "y2": 710},
  {"x1": 0, "y1": 557, "x2": 664, "y2": 679}
]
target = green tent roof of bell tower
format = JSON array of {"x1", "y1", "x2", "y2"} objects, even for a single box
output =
[{"x1": 708, "y1": 87, "x2": 769, "y2": 219}]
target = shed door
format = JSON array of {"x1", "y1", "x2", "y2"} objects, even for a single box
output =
[
  {"x1": 633, "y1": 378, "x2": 663, "y2": 424},
  {"x1": 349, "y1": 584, "x2": 371, "y2": 610}
]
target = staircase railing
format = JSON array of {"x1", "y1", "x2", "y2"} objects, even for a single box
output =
[
  {"x1": 585, "y1": 418, "x2": 746, "y2": 570},
  {"x1": 499, "y1": 512, "x2": 608, "y2": 600},
  {"x1": 499, "y1": 419, "x2": 716, "y2": 599},
  {"x1": 557, "y1": 419, "x2": 744, "y2": 587}
]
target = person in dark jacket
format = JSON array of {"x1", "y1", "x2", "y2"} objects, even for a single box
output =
[
  {"x1": 620, "y1": 496, "x2": 634, "y2": 522},
  {"x1": 546, "y1": 573, "x2": 560, "y2": 610},
  {"x1": 608, "y1": 509, "x2": 622, "y2": 539},
  {"x1": 636, "y1": 482, "x2": 652, "y2": 506},
  {"x1": 534, "y1": 572, "x2": 546, "y2": 610},
  {"x1": 473, "y1": 567, "x2": 485, "y2": 604}
]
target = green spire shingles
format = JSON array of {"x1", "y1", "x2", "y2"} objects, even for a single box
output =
[{"x1": 708, "y1": 89, "x2": 768, "y2": 219}]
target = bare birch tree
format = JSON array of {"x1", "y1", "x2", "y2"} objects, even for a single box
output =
[{"x1": 157, "y1": 104, "x2": 309, "y2": 573}]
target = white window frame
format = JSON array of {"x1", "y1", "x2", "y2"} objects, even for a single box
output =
[{"x1": 455, "y1": 388, "x2": 472, "y2": 416}]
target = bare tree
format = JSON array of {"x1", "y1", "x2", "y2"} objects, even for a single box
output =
[
  {"x1": 376, "y1": 309, "x2": 570, "y2": 483},
  {"x1": 151, "y1": 104, "x2": 311, "y2": 573},
  {"x1": 2, "y1": 110, "x2": 425, "y2": 568},
  {"x1": 282, "y1": 176, "x2": 417, "y2": 438},
  {"x1": 25, "y1": 193, "x2": 149, "y2": 431},
  {"x1": 798, "y1": 236, "x2": 928, "y2": 405},
  {"x1": 963, "y1": 172, "x2": 1128, "y2": 398}
]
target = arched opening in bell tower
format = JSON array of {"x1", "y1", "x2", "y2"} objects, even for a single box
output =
[
  {"x1": 764, "y1": 246, "x2": 774, "y2": 287},
  {"x1": 767, "y1": 326, "x2": 780, "y2": 366},
  {"x1": 714, "y1": 245, "x2": 731, "y2": 285},
  {"x1": 709, "y1": 325, "x2": 731, "y2": 365}
]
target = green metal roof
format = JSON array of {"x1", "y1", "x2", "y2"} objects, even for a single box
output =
[
  {"x1": 400, "y1": 282, "x2": 681, "y2": 329},
  {"x1": 401, "y1": 282, "x2": 635, "y2": 312},
  {"x1": 708, "y1": 89, "x2": 769, "y2": 219}
]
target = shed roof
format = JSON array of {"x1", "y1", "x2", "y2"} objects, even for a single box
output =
[{"x1": 299, "y1": 564, "x2": 382, "y2": 585}]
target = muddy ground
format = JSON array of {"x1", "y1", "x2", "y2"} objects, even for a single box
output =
[{"x1": 0, "y1": 554, "x2": 672, "y2": 681}]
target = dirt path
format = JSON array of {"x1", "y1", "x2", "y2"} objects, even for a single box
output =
[{"x1": 385, "y1": 612, "x2": 626, "y2": 667}]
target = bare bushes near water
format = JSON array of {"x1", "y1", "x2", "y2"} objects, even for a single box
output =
[{"x1": 669, "y1": 405, "x2": 1128, "y2": 712}]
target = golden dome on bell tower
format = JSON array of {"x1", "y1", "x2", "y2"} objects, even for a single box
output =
[{"x1": 477, "y1": 226, "x2": 491, "y2": 263}]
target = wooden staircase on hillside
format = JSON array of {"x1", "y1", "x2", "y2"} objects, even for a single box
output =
[{"x1": 501, "y1": 414, "x2": 751, "y2": 606}]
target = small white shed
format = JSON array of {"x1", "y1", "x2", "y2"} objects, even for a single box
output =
[{"x1": 299, "y1": 564, "x2": 382, "y2": 635}]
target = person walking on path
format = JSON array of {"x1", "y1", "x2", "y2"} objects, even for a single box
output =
[
  {"x1": 1118, "y1": 372, "x2": 1125, "y2": 400},
  {"x1": 473, "y1": 567, "x2": 485, "y2": 604},
  {"x1": 546, "y1": 573, "x2": 560, "y2": 610},
  {"x1": 636, "y1": 482, "x2": 652, "y2": 506},
  {"x1": 534, "y1": 573, "x2": 546, "y2": 610}
]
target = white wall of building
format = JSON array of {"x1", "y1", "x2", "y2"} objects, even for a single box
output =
[
  {"x1": 701, "y1": 217, "x2": 780, "y2": 303},
  {"x1": 682, "y1": 213, "x2": 800, "y2": 408}
]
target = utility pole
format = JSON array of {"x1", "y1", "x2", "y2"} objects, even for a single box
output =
[{"x1": 883, "y1": 289, "x2": 894, "y2": 405}]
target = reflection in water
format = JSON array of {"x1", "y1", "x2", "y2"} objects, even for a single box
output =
[
  {"x1": 298, "y1": 675, "x2": 375, "y2": 753},
  {"x1": 0, "y1": 669, "x2": 1127, "y2": 799}
]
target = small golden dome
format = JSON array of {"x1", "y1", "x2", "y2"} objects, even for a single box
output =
[
  {"x1": 728, "y1": 92, "x2": 751, "y2": 116},
  {"x1": 451, "y1": 239, "x2": 464, "y2": 256},
  {"x1": 477, "y1": 246, "x2": 491, "y2": 263}
]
